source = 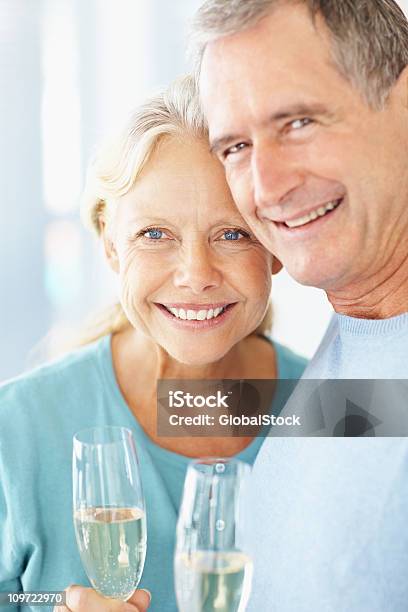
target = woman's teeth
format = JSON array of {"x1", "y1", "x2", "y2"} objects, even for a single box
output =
[
  {"x1": 284, "y1": 199, "x2": 341, "y2": 228},
  {"x1": 166, "y1": 306, "x2": 226, "y2": 320}
]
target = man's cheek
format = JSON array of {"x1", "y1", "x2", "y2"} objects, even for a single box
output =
[{"x1": 228, "y1": 176, "x2": 253, "y2": 216}]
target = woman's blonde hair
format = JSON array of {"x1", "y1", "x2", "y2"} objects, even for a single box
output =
[{"x1": 79, "y1": 74, "x2": 272, "y2": 346}]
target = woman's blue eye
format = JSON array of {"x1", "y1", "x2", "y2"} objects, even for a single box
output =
[
  {"x1": 223, "y1": 230, "x2": 244, "y2": 241},
  {"x1": 144, "y1": 229, "x2": 163, "y2": 239}
]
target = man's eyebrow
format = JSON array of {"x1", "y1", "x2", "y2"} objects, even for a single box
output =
[
  {"x1": 209, "y1": 103, "x2": 333, "y2": 154},
  {"x1": 265, "y1": 102, "x2": 332, "y2": 122},
  {"x1": 209, "y1": 135, "x2": 243, "y2": 155}
]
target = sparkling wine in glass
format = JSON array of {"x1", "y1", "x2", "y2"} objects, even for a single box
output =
[
  {"x1": 73, "y1": 426, "x2": 146, "y2": 601},
  {"x1": 175, "y1": 458, "x2": 253, "y2": 612}
]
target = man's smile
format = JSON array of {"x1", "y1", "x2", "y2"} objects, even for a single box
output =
[
  {"x1": 281, "y1": 198, "x2": 343, "y2": 229},
  {"x1": 257, "y1": 197, "x2": 345, "y2": 237}
]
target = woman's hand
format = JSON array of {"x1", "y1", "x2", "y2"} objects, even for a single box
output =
[{"x1": 54, "y1": 585, "x2": 151, "y2": 612}]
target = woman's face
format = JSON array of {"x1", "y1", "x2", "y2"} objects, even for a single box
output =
[{"x1": 106, "y1": 136, "x2": 272, "y2": 366}]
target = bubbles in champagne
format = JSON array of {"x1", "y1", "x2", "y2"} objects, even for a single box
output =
[
  {"x1": 74, "y1": 507, "x2": 146, "y2": 600},
  {"x1": 175, "y1": 550, "x2": 253, "y2": 612}
]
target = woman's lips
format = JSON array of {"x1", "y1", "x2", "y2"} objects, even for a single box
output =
[
  {"x1": 155, "y1": 302, "x2": 237, "y2": 330},
  {"x1": 161, "y1": 302, "x2": 230, "y2": 310}
]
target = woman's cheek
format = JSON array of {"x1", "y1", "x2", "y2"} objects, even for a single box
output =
[
  {"x1": 119, "y1": 252, "x2": 171, "y2": 314},
  {"x1": 117, "y1": 255, "x2": 146, "y2": 323},
  {"x1": 248, "y1": 255, "x2": 272, "y2": 306},
  {"x1": 119, "y1": 275, "x2": 139, "y2": 326},
  {"x1": 237, "y1": 248, "x2": 272, "y2": 288},
  {"x1": 120, "y1": 249, "x2": 160, "y2": 282}
]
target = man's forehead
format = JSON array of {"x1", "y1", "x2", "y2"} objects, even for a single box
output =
[
  {"x1": 199, "y1": 3, "x2": 334, "y2": 98},
  {"x1": 199, "y1": 9, "x2": 351, "y2": 141}
]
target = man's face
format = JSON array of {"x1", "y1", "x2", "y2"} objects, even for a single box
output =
[{"x1": 200, "y1": 4, "x2": 408, "y2": 290}]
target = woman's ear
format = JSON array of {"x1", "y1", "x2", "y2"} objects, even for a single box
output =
[
  {"x1": 272, "y1": 257, "x2": 283, "y2": 275},
  {"x1": 99, "y1": 218, "x2": 120, "y2": 273}
]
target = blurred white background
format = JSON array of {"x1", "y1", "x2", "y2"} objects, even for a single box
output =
[{"x1": 1, "y1": 0, "x2": 407, "y2": 379}]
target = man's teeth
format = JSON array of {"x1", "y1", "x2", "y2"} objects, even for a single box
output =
[
  {"x1": 285, "y1": 200, "x2": 340, "y2": 228},
  {"x1": 167, "y1": 306, "x2": 226, "y2": 320}
]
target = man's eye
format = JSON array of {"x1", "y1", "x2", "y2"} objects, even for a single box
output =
[
  {"x1": 223, "y1": 142, "x2": 248, "y2": 158},
  {"x1": 221, "y1": 229, "x2": 250, "y2": 241},
  {"x1": 289, "y1": 117, "x2": 314, "y2": 130}
]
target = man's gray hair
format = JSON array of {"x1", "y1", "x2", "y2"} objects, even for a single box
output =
[{"x1": 190, "y1": 0, "x2": 408, "y2": 109}]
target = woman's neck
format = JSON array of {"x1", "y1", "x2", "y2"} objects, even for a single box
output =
[
  {"x1": 110, "y1": 326, "x2": 276, "y2": 458},
  {"x1": 113, "y1": 326, "x2": 276, "y2": 383}
]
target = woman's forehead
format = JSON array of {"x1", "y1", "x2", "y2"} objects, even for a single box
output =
[
  {"x1": 119, "y1": 201, "x2": 247, "y2": 230},
  {"x1": 138, "y1": 134, "x2": 229, "y2": 190},
  {"x1": 115, "y1": 135, "x2": 247, "y2": 226}
]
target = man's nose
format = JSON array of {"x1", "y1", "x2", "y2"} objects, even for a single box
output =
[
  {"x1": 251, "y1": 141, "x2": 306, "y2": 208},
  {"x1": 173, "y1": 242, "x2": 222, "y2": 294}
]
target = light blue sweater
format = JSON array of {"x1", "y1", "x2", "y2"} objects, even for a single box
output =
[
  {"x1": 0, "y1": 335, "x2": 306, "y2": 612},
  {"x1": 246, "y1": 312, "x2": 408, "y2": 612}
]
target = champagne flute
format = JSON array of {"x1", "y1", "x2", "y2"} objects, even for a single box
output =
[
  {"x1": 72, "y1": 426, "x2": 147, "y2": 601},
  {"x1": 175, "y1": 458, "x2": 253, "y2": 612}
]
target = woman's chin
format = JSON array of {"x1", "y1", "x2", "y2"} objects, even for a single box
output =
[{"x1": 168, "y1": 346, "x2": 229, "y2": 369}]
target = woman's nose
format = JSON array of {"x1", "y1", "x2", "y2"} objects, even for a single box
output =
[{"x1": 173, "y1": 243, "x2": 222, "y2": 294}]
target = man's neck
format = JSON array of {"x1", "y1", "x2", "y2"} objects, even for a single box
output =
[{"x1": 327, "y1": 247, "x2": 408, "y2": 319}]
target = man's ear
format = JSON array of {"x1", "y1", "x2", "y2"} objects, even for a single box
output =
[
  {"x1": 272, "y1": 257, "x2": 283, "y2": 275},
  {"x1": 99, "y1": 218, "x2": 119, "y2": 273},
  {"x1": 391, "y1": 65, "x2": 408, "y2": 109},
  {"x1": 404, "y1": 66, "x2": 408, "y2": 110}
]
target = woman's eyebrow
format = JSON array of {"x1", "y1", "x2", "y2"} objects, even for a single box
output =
[
  {"x1": 127, "y1": 216, "x2": 173, "y2": 226},
  {"x1": 211, "y1": 217, "x2": 248, "y2": 226},
  {"x1": 128, "y1": 215, "x2": 246, "y2": 225}
]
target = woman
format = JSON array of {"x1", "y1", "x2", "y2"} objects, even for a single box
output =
[{"x1": 0, "y1": 76, "x2": 306, "y2": 612}]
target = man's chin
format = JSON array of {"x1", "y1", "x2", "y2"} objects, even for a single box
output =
[{"x1": 284, "y1": 261, "x2": 346, "y2": 291}]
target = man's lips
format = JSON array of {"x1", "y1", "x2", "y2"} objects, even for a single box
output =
[{"x1": 260, "y1": 197, "x2": 344, "y2": 226}]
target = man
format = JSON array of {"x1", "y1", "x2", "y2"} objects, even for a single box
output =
[{"x1": 192, "y1": 0, "x2": 408, "y2": 610}]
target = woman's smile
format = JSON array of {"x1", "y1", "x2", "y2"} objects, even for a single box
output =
[
  {"x1": 108, "y1": 135, "x2": 272, "y2": 365},
  {"x1": 155, "y1": 302, "x2": 238, "y2": 330}
]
